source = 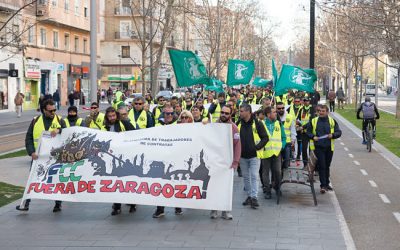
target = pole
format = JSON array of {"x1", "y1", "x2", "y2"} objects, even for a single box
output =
[
  {"x1": 149, "y1": 3, "x2": 154, "y2": 93},
  {"x1": 89, "y1": 0, "x2": 97, "y2": 103},
  {"x1": 374, "y1": 53, "x2": 378, "y2": 106},
  {"x1": 215, "y1": 0, "x2": 221, "y2": 78},
  {"x1": 310, "y1": 0, "x2": 315, "y2": 69}
]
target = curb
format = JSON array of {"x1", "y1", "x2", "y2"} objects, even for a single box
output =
[
  {"x1": 332, "y1": 112, "x2": 400, "y2": 171},
  {"x1": 0, "y1": 148, "x2": 25, "y2": 157}
]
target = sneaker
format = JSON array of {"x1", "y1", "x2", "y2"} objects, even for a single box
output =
[
  {"x1": 362, "y1": 140, "x2": 367, "y2": 145},
  {"x1": 251, "y1": 198, "x2": 259, "y2": 209},
  {"x1": 326, "y1": 186, "x2": 333, "y2": 191},
  {"x1": 242, "y1": 196, "x2": 252, "y2": 206},
  {"x1": 16, "y1": 205, "x2": 29, "y2": 211},
  {"x1": 264, "y1": 192, "x2": 272, "y2": 199},
  {"x1": 210, "y1": 210, "x2": 218, "y2": 219},
  {"x1": 111, "y1": 208, "x2": 121, "y2": 216},
  {"x1": 221, "y1": 211, "x2": 233, "y2": 220},
  {"x1": 53, "y1": 204, "x2": 62, "y2": 213},
  {"x1": 152, "y1": 209, "x2": 165, "y2": 218},
  {"x1": 175, "y1": 208, "x2": 183, "y2": 215},
  {"x1": 320, "y1": 188, "x2": 326, "y2": 194},
  {"x1": 129, "y1": 204, "x2": 137, "y2": 213}
]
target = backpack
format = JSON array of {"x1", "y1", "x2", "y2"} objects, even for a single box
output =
[{"x1": 362, "y1": 102, "x2": 375, "y2": 119}]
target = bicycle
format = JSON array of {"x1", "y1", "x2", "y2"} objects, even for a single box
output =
[{"x1": 364, "y1": 119, "x2": 375, "y2": 152}]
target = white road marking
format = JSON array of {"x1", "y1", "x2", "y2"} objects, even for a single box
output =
[
  {"x1": 348, "y1": 153, "x2": 354, "y2": 158},
  {"x1": 360, "y1": 169, "x2": 368, "y2": 175},
  {"x1": 379, "y1": 153, "x2": 400, "y2": 170},
  {"x1": 368, "y1": 180, "x2": 377, "y2": 188},
  {"x1": 393, "y1": 212, "x2": 400, "y2": 224},
  {"x1": 340, "y1": 142, "x2": 345, "y2": 145},
  {"x1": 337, "y1": 138, "x2": 341, "y2": 141},
  {"x1": 329, "y1": 186, "x2": 357, "y2": 250},
  {"x1": 353, "y1": 160, "x2": 360, "y2": 166},
  {"x1": 379, "y1": 194, "x2": 391, "y2": 204},
  {"x1": 344, "y1": 147, "x2": 349, "y2": 151}
]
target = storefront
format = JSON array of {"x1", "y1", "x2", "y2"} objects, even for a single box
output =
[
  {"x1": 39, "y1": 61, "x2": 58, "y2": 95},
  {"x1": 0, "y1": 70, "x2": 8, "y2": 110},
  {"x1": 24, "y1": 59, "x2": 41, "y2": 110},
  {"x1": 68, "y1": 64, "x2": 82, "y2": 93}
]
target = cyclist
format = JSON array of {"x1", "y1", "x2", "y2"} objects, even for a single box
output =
[{"x1": 357, "y1": 96, "x2": 380, "y2": 144}]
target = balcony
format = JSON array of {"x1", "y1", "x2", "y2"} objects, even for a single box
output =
[
  {"x1": 114, "y1": 7, "x2": 132, "y2": 16},
  {"x1": 0, "y1": 0, "x2": 20, "y2": 11},
  {"x1": 115, "y1": 31, "x2": 139, "y2": 40}
]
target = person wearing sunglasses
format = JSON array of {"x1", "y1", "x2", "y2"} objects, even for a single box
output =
[
  {"x1": 85, "y1": 102, "x2": 105, "y2": 130},
  {"x1": 152, "y1": 96, "x2": 167, "y2": 126},
  {"x1": 128, "y1": 96, "x2": 154, "y2": 129},
  {"x1": 153, "y1": 104, "x2": 181, "y2": 218},
  {"x1": 178, "y1": 110, "x2": 193, "y2": 123},
  {"x1": 205, "y1": 105, "x2": 241, "y2": 220},
  {"x1": 17, "y1": 99, "x2": 66, "y2": 213}
]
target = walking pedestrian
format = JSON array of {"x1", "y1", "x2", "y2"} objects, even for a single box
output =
[
  {"x1": 207, "y1": 105, "x2": 241, "y2": 219},
  {"x1": 53, "y1": 89, "x2": 60, "y2": 110},
  {"x1": 85, "y1": 102, "x2": 105, "y2": 130},
  {"x1": 209, "y1": 92, "x2": 226, "y2": 122},
  {"x1": 14, "y1": 90, "x2": 24, "y2": 118},
  {"x1": 297, "y1": 97, "x2": 315, "y2": 167},
  {"x1": 261, "y1": 106, "x2": 285, "y2": 199},
  {"x1": 68, "y1": 91, "x2": 74, "y2": 107},
  {"x1": 128, "y1": 96, "x2": 154, "y2": 129},
  {"x1": 307, "y1": 104, "x2": 342, "y2": 193},
  {"x1": 327, "y1": 89, "x2": 336, "y2": 112},
  {"x1": 17, "y1": 99, "x2": 66, "y2": 212},
  {"x1": 64, "y1": 106, "x2": 85, "y2": 127},
  {"x1": 336, "y1": 87, "x2": 345, "y2": 109},
  {"x1": 238, "y1": 103, "x2": 268, "y2": 209},
  {"x1": 73, "y1": 90, "x2": 80, "y2": 108},
  {"x1": 38, "y1": 94, "x2": 45, "y2": 114},
  {"x1": 276, "y1": 102, "x2": 296, "y2": 169},
  {"x1": 102, "y1": 107, "x2": 136, "y2": 215}
]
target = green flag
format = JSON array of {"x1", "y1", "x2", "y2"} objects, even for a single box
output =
[
  {"x1": 252, "y1": 77, "x2": 268, "y2": 87},
  {"x1": 274, "y1": 64, "x2": 317, "y2": 96},
  {"x1": 226, "y1": 59, "x2": 255, "y2": 86},
  {"x1": 168, "y1": 50, "x2": 209, "y2": 87},
  {"x1": 272, "y1": 59, "x2": 278, "y2": 86},
  {"x1": 205, "y1": 78, "x2": 224, "y2": 93}
]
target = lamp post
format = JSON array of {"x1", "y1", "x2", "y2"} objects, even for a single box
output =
[{"x1": 310, "y1": 0, "x2": 315, "y2": 69}]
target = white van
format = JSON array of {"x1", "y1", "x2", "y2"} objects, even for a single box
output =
[{"x1": 365, "y1": 84, "x2": 376, "y2": 96}]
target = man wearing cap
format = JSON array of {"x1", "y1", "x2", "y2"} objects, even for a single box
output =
[
  {"x1": 64, "y1": 106, "x2": 86, "y2": 127},
  {"x1": 297, "y1": 97, "x2": 315, "y2": 166}
]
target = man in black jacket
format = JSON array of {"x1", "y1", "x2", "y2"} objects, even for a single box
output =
[
  {"x1": 103, "y1": 107, "x2": 136, "y2": 215},
  {"x1": 307, "y1": 105, "x2": 342, "y2": 193},
  {"x1": 17, "y1": 99, "x2": 66, "y2": 212},
  {"x1": 238, "y1": 103, "x2": 268, "y2": 209}
]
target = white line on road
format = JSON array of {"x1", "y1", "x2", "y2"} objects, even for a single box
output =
[
  {"x1": 348, "y1": 153, "x2": 354, "y2": 158},
  {"x1": 344, "y1": 147, "x2": 349, "y2": 151},
  {"x1": 368, "y1": 180, "x2": 378, "y2": 188},
  {"x1": 394, "y1": 213, "x2": 400, "y2": 224},
  {"x1": 353, "y1": 160, "x2": 360, "y2": 166},
  {"x1": 340, "y1": 142, "x2": 345, "y2": 145},
  {"x1": 360, "y1": 169, "x2": 368, "y2": 175},
  {"x1": 379, "y1": 194, "x2": 391, "y2": 204}
]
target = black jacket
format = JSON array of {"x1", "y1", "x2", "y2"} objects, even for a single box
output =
[
  {"x1": 239, "y1": 117, "x2": 268, "y2": 159},
  {"x1": 104, "y1": 119, "x2": 135, "y2": 132},
  {"x1": 208, "y1": 101, "x2": 226, "y2": 114},
  {"x1": 25, "y1": 115, "x2": 66, "y2": 156},
  {"x1": 307, "y1": 116, "x2": 342, "y2": 149}
]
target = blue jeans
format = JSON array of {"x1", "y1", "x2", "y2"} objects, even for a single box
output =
[
  {"x1": 281, "y1": 144, "x2": 291, "y2": 169},
  {"x1": 240, "y1": 157, "x2": 260, "y2": 198}
]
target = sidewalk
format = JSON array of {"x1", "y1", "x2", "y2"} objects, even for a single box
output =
[
  {"x1": 0, "y1": 103, "x2": 110, "y2": 127},
  {"x1": 0, "y1": 157, "x2": 348, "y2": 250}
]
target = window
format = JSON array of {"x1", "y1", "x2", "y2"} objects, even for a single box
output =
[
  {"x1": 74, "y1": 36, "x2": 79, "y2": 52},
  {"x1": 39, "y1": 0, "x2": 46, "y2": 4},
  {"x1": 64, "y1": 33, "x2": 69, "y2": 50},
  {"x1": 83, "y1": 38, "x2": 87, "y2": 54},
  {"x1": 40, "y1": 28, "x2": 46, "y2": 46},
  {"x1": 64, "y1": 0, "x2": 69, "y2": 11},
  {"x1": 28, "y1": 25, "x2": 35, "y2": 44},
  {"x1": 74, "y1": 0, "x2": 80, "y2": 15},
  {"x1": 52, "y1": 0, "x2": 57, "y2": 6},
  {"x1": 53, "y1": 31, "x2": 58, "y2": 48},
  {"x1": 121, "y1": 46, "x2": 130, "y2": 58},
  {"x1": 84, "y1": 7, "x2": 88, "y2": 17}
]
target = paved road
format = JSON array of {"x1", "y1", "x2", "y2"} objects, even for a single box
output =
[
  {"x1": 331, "y1": 113, "x2": 400, "y2": 250},
  {"x1": 375, "y1": 93, "x2": 396, "y2": 114}
]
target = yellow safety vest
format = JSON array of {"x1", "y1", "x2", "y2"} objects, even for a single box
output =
[
  {"x1": 289, "y1": 104, "x2": 302, "y2": 119},
  {"x1": 262, "y1": 120, "x2": 282, "y2": 158},
  {"x1": 283, "y1": 113, "x2": 294, "y2": 143},
  {"x1": 64, "y1": 118, "x2": 83, "y2": 127},
  {"x1": 128, "y1": 109, "x2": 147, "y2": 129},
  {"x1": 182, "y1": 101, "x2": 194, "y2": 110},
  {"x1": 211, "y1": 102, "x2": 221, "y2": 123},
  {"x1": 33, "y1": 115, "x2": 62, "y2": 149},
  {"x1": 102, "y1": 121, "x2": 126, "y2": 131},
  {"x1": 300, "y1": 106, "x2": 311, "y2": 126},
  {"x1": 112, "y1": 100, "x2": 124, "y2": 109},
  {"x1": 238, "y1": 121, "x2": 264, "y2": 159},
  {"x1": 275, "y1": 95, "x2": 287, "y2": 105},
  {"x1": 89, "y1": 113, "x2": 105, "y2": 130},
  {"x1": 309, "y1": 116, "x2": 335, "y2": 151},
  {"x1": 201, "y1": 108, "x2": 209, "y2": 120},
  {"x1": 154, "y1": 107, "x2": 162, "y2": 125}
]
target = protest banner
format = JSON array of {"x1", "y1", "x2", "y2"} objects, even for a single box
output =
[{"x1": 20, "y1": 124, "x2": 234, "y2": 211}]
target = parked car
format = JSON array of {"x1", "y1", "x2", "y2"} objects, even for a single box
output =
[
  {"x1": 156, "y1": 90, "x2": 173, "y2": 99},
  {"x1": 365, "y1": 84, "x2": 376, "y2": 96}
]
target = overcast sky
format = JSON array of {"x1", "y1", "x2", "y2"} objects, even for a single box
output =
[{"x1": 261, "y1": 0, "x2": 310, "y2": 51}]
